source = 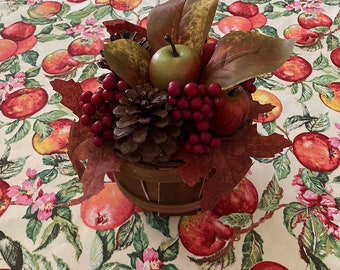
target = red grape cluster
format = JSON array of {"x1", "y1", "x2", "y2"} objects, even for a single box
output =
[
  {"x1": 79, "y1": 72, "x2": 128, "y2": 147},
  {"x1": 167, "y1": 81, "x2": 224, "y2": 156},
  {"x1": 240, "y1": 78, "x2": 256, "y2": 93}
]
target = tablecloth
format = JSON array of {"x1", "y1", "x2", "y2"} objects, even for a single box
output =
[{"x1": 0, "y1": 0, "x2": 339, "y2": 269}]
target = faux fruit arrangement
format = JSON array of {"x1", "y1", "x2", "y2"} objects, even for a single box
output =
[{"x1": 52, "y1": 0, "x2": 294, "y2": 211}]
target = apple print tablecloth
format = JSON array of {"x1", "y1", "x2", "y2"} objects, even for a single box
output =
[{"x1": 0, "y1": 0, "x2": 339, "y2": 269}]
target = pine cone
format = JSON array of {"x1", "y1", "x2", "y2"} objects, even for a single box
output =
[{"x1": 113, "y1": 84, "x2": 181, "y2": 164}]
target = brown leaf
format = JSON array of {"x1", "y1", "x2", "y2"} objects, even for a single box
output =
[
  {"x1": 201, "y1": 31, "x2": 296, "y2": 89},
  {"x1": 147, "y1": 0, "x2": 218, "y2": 54},
  {"x1": 103, "y1": 19, "x2": 147, "y2": 41},
  {"x1": 50, "y1": 79, "x2": 83, "y2": 118},
  {"x1": 72, "y1": 139, "x2": 121, "y2": 200}
]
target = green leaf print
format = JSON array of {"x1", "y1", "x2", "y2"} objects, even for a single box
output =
[
  {"x1": 145, "y1": 212, "x2": 170, "y2": 237},
  {"x1": 313, "y1": 54, "x2": 329, "y2": 70},
  {"x1": 53, "y1": 255, "x2": 71, "y2": 270},
  {"x1": 158, "y1": 237, "x2": 179, "y2": 262},
  {"x1": 219, "y1": 213, "x2": 251, "y2": 228},
  {"x1": 116, "y1": 213, "x2": 143, "y2": 250},
  {"x1": 259, "y1": 175, "x2": 283, "y2": 211},
  {"x1": 79, "y1": 63, "x2": 99, "y2": 82},
  {"x1": 99, "y1": 262, "x2": 132, "y2": 270},
  {"x1": 273, "y1": 153, "x2": 291, "y2": 180},
  {"x1": 23, "y1": 51, "x2": 39, "y2": 67},
  {"x1": 26, "y1": 218, "x2": 42, "y2": 244},
  {"x1": 33, "y1": 110, "x2": 68, "y2": 123},
  {"x1": 0, "y1": 156, "x2": 28, "y2": 179},
  {"x1": 313, "y1": 83, "x2": 335, "y2": 100},
  {"x1": 305, "y1": 112, "x2": 330, "y2": 132},
  {"x1": 300, "y1": 169, "x2": 328, "y2": 195},
  {"x1": 33, "y1": 120, "x2": 53, "y2": 141},
  {"x1": 0, "y1": 231, "x2": 23, "y2": 270},
  {"x1": 133, "y1": 222, "x2": 149, "y2": 253},
  {"x1": 48, "y1": 93, "x2": 63, "y2": 105},
  {"x1": 241, "y1": 230, "x2": 264, "y2": 270},
  {"x1": 283, "y1": 202, "x2": 308, "y2": 236},
  {"x1": 6, "y1": 120, "x2": 31, "y2": 144}
]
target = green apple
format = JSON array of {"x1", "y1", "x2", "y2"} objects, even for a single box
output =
[{"x1": 149, "y1": 34, "x2": 201, "y2": 90}]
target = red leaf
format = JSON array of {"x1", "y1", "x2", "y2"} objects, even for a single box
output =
[
  {"x1": 249, "y1": 99, "x2": 274, "y2": 120},
  {"x1": 103, "y1": 19, "x2": 147, "y2": 41},
  {"x1": 50, "y1": 79, "x2": 83, "y2": 118}
]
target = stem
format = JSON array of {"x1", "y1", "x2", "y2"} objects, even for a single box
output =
[{"x1": 164, "y1": 34, "x2": 179, "y2": 57}]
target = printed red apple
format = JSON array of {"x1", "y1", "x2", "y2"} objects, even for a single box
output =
[
  {"x1": 80, "y1": 182, "x2": 135, "y2": 231},
  {"x1": 218, "y1": 16, "x2": 253, "y2": 34},
  {"x1": 293, "y1": 132, "x2": 340, "y2": 172},
  {"x1": 178, "y1": 210, "x2": 234, "y2": 256},
  {"x1": 67, "y1": 0, "x2": 87, "y2": 2},
  {"x1": 273, "y1": 56, "x2": 312, "y2": 82},
  {"x1": 330, "y1": 47, "x2": 340, "y2": 68},
  {"x1": 110, "y1": 0, "x2": 142, "y2": 10},
  {"x1": 1, "y1": 88, "x2": 48, "y2": 119},
  {"x1": 248, "y1": 13, "x2": 267, "y2": 29},
  {"x1": 252, "y1": 89, "x2": 283, "y2": 123},
  {"x1": 320, "y1": 82, "x2": 340, "y2": 112},
  {"x1": 32, "y1": 119, "x2": 73, "y2": 155},
  {"x1": 251, "y1": 261, "x2": 288, "y2": 270},
  {"x1": 68, "y1": 37, "x2": 104, "y2": 57},
  {"x1": 149, "y1": 35, "x2": 201, "y2": 90},
  {"x1": 1, "y1": 21, "x2": 36, "y2": 42},
  {"x1": 228, "y1": 1, "x2": 259, "y2": 18},
  {"x1": 0, "y1": 181, "x2": 10, "y2": 218},
  {"x1": 15, "y1": 35, "x2": 38, "y2": 55},
  {"x1": 213, "y1": 178, "x2": 258, "y2": 217},
  {"x1": 210, "y1": 86, "x2": 251, "y2": 136},
  {"x1": 42, "y1": 49, "x2": 79, "y2": 75},
  {"x1": 0, "y1": 39, "x2": 17, "y2": 62},
  {"x1": 284, "y1": 24, "x2": 320, "y2": 46},
  {"x1": 298, "y1": 12, "x2": 332, "y2": 29},
  {"x1": 80, "y1": 77, "x2": 102, "y2": 93},
  {"x1": 27, "y1": 1, "x2": 63, "y2": 19}
]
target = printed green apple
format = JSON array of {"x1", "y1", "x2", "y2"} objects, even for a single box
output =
[
  {"x1": 149, "y1": 34, "x2": 201, "y2": 90},
  {"x1": 210, "y1": 85, "x2": 251, "y2": 136}
]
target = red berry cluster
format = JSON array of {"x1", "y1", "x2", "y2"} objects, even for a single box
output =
[
  {"x1": 167, "y1": 81, "x2": 223, "y2": 156},
  {"x1": 79, "y1": 72, "x2": 128, "y2": 147},
  {"x1": 240, "y1": 78, "x2": 256, "y2": 93}
]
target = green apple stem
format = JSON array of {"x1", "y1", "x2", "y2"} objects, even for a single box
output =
[{"x1": 164, "y1": 34, "x2": 179, "y2": 57}]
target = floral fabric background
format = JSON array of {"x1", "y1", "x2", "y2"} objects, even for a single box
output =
[{"x1": 0, "y1": 0, "x2": 339, "y2": 269}]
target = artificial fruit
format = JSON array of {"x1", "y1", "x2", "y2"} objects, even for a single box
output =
[{"x1": 149, "y1": 34, "x2": 201, "y2": 90}]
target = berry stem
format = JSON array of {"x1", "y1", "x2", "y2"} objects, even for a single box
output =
[{"x1": 164, "y1": 34, "x2": 179, "y2": 57}]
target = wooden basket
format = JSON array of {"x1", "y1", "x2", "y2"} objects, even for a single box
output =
[{"x1": 113, "y1": 160, "x2": 205, "y2": 215}]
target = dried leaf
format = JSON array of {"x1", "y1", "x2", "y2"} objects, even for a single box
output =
[
  {"x1": 103, "y1": 39, "x2": 151, "y2": 89},
  {"x1": 72, "y1": 139, "x2": 121, "y2": 200},
  {"x1": 249, "y1": 99, "x2": 275, "y2": 120},
  {"x1": 103, "y1": 19, "x2": 147, "y2": 41},
  {"x1": 201, "y1": 31, "x2": 296, "y2": 89},
  {"x1": 176, "y1": 123, "x2": 292, "y2": 210},
  {"x1": 147, "y1": 0, "x2": 218, "y2": 54},
  {"x1": 50, "y1": 79, "x2": 83, "y2": 118}
]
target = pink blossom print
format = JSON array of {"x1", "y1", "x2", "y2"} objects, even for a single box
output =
[{"x1": 136, "y1": 248, "x2": 164, "y2": 270}]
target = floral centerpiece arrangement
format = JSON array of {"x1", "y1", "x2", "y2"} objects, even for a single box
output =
[{"x1": 52, "y1": 0, "x2": 294, "y2": 215}]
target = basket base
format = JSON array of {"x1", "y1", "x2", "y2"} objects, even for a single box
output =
[{"x1": 115, "y1": 178, "x2": 201, "y2": 216}]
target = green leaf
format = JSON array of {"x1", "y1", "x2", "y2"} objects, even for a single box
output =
[
  {"x1": 26, "y1": 66, "x2": 41, "y2": 77},
  {"x1": 300, "y1": 169, "x2": 327, "y2": 195},
  {"x1": 25, "y1": 78, "x2": 41, "y2": 88},
  {"x1": 5, "y1": 120, "x2": 19, "y2": 135},
  {"x1": 116, "y1": 214, "x2": 141, "y2": 250},
  {"x1": 133, "y1": 222, "x2": 149, "y2": 253},
  {"x1": 94, "y1": 5, "x2": 112, "y2": 21},
  {"x1": 305, "y1": 112, "x2": 330, "y2": 132},
  {"x1": 202, "y1": 31, "x2": 295, "y2": 89},
  {"x1": 313, "y1": 83, "x2": 335, "y2": 100},
  {"x1": 35, "y1": 221, "x2": 61, "y2": 251},
  {"x1": 53, "y1": 255, "x2": 71, "y2": 270},
  {"x1": 163, "y1": 264, "x2": 180, "y2": 270},
  {"x1": 241, "y1": 230, "x2": 264, "y2": 270},
  {"x1": 283, "y1": 202, "x2": 308, "y2": 236},
  {"x1": 22, "y1": 51, "x2": 39, "y2": 66},
  {"x1": 273, "y1": 153, "x2": 291, "y2": 180},
  {"x1": 79, "y1": 63, "x2": 98, "y2": 82},
  {"x1": 158, "y1": 237, "x2": 179, "y2": 262},
  {"x1": 6, "y1": 120, "x2": 31, "y2": 144},
  {"x1": 56, "y1": 207, "x2": 72, "y2": 222},
  {"x1": 33, "y1": 120, "x2": 53, "y2": 141},
  {"x1": 33, "y1": 110, "x2": 68, "y2": 123},
  {"x1": 219, "y1": 213, "x2": 251, "y2": 227},
  {"x1": 300, "y1": 213, "x2": 331, "y2": 259},
  {"x1": 104, "y1": 39, "x2": 150, "y2": 88},
  {"x1": 259, "y1": 175, "x2": 283, "y2": 211},
  {"x1": 304, "y1": 248, "x2": 331, "y2": 270},
  {"x1": 96, "y1": 230, "x2": 116, "y2": 264},
  {"x1": 0, "y1": 56, "x2": 20, "y2": 73},
  {"x1": 262, "y1": 121, "x2": 276, "y2": 135},
  {"x1": 0, "y1": 231, "x2": 23, "y2": 270},
  {"x1": 48, "y1": 93, "x2": 63, "y2": 105},
  {"x1": 313, "y1": 54, "x2": 329, "y2": 70},
  {"x1": 38, "y1": 168, "x2": 58, "y2": 184},
  {"x1": 39, "y1": 24, "x2": 54, "y2": 35},
  {"x1": 311, "y1": 75, "x2": 338, "y2": 85},
  {"x1": 65, "y1": 3, "x2": 99, "y2": 23},
  {"x1": 0, "y1": 156, "x2": 28, "y2": 179},
  {"x1": 298, "y1": 83, "x2": 313, "y2": 103},
  {"x1": 99, "y1": 262, "x2": 132, "y2": 270},
  {"x1": 260, "y1": 25, "x2": 279, "y2": 37},
  {"x1": 145, "y1": 212, "x2": 170, "y2": 237},
  {"x1": 26, "y1": 218, "x2": 42, "y2": 244},
  {"x1": 54, "y1": 23, "x2": 71, "y2": 31},
  {"x1": 326, "y1": 34, "x2": 339, "y2": 51},
  {"x1": 91, "y1": 232, "x2": 112, "y2": 270},
  {"x1": 147, "y1": 0, "x2": 218, "y2": 55}
]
